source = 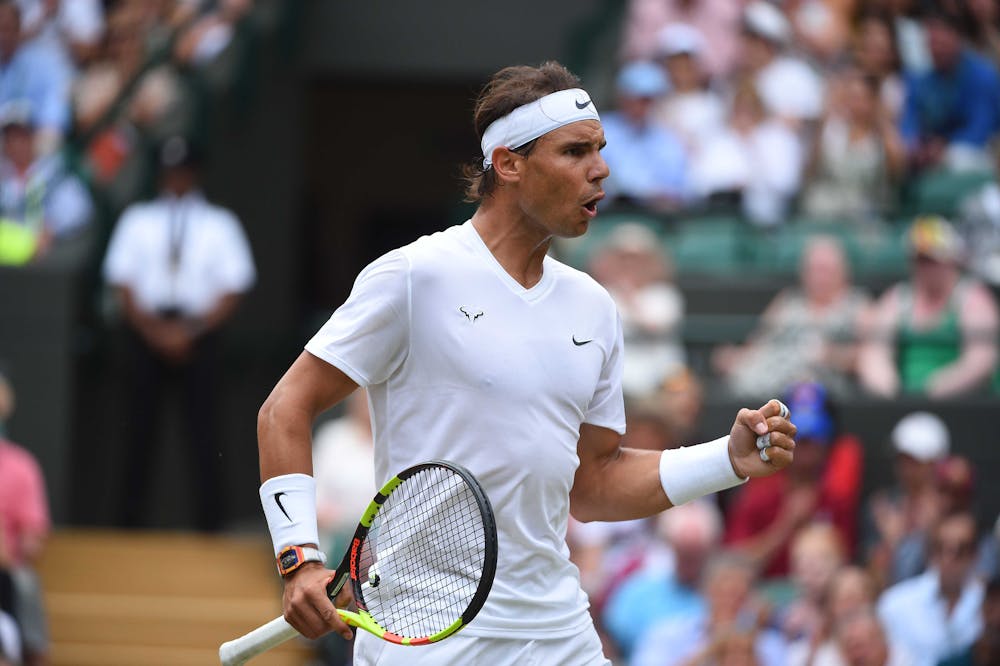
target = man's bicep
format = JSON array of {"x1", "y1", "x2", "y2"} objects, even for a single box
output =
[{"x1": 280, "y1": 351, "x2": 360, "y2": 416}]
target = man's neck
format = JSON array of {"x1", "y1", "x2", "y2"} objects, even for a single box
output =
[{"x1": 470, "y1": 201, "x2": 551, "y2": 289}]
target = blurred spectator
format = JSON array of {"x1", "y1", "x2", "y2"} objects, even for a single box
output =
[
  {"x1": 0, "y1": 0, "x2": 70, "y2": 154},
  {"x1": 878, "y1": 511, "x2": 985, "y2": 666},
  {"x1": 724, "y1": 382, "x2": 863, "y2": 578},
  {"x1": 18, "y1": 0, "x2": 104, "y2": 70},
  {"x1": 600, "y1": 61, "x2": 689, "y2": 211},
  {"x1": 875, "y1": 0, "x2": 931, "y2": 74},
  {"x1": 853, "y1": 12, "x2": 906, "y2": 121},
  {"x1": 657, "y1": 365, "x2": 705, "y2": 450},
  {"x1": 786, "y1": 0, "x2": 855, "y2": 65},
  {"x1": 899, "y1": 9, "x2": 1000, "y2": 172},
  {"x1": 619, "y1": 0, "x2": 742, "y2": 81},
  {"x1": 0, "y1": 373, "x2": 50, "y2": 666},
  {"x1": 630, "y1": 551, "x2": 786, "y2": 666},
  {"x1": 103, "y1": 136, "x2": 256, "y2": 531},
  {"x1": 688, "y1": 82, "x2": 803, "y2": 226},
  {"x1": 313, "y1": 389, "x2": 375, "y2": 560},
  {"x1": 738, "y1": 0, "x2": 825, "y2": 127},
  {"x1": 836, "y1": 608, "x2": 917, "y2": 666},
  {"x1": 173, "y1": 0, "x2": 252, "y2": 68},
  {"x1": 713, "y1": 236, "x2": 870, "y2": 398},
  {"x1": 602, "y1": 501, "x2": 722, "y2": 659},
  {"x1": 0, "y1": 99, "x2": 92, "y2": 266},
  {"x1": 957, "y1": 151, "x2": 1000, "y2": 286},
  {"x1": 779, "y1": 523, "x2": 849, "y2": 644},
  {"x1": 965, "y1": 0, "x2": 1000, "y2": 63},
  {"x1": 650, "y1": 24, "x2": 726, "y2": 154},
  {"x1": 787, "y1": 566, "x2": 886, "y2": 666},
  {"x1": 865, "y1": 411, "x2": 952, "y2": 586},
  {"x1": 588, "y1": 223, "x2": 685, "y2": 397},
  {"x1": 858, "y1": 216, "x2": 999, "y2": 398},
  {"x1": 801, "y1": 67, "x2": 906, "y2": 222},
  {"x1": 74, "y1": 1, "x2": 190, "y2": 200},
  {"x1": 938, "y1": 576, "x2": 1000, "y2": 665}
]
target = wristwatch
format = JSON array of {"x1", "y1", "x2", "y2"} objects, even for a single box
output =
[{"x1": 276, "y1": 545, "x2": 327, "y2": 577}]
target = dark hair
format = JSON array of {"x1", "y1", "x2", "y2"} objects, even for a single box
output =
[{"x1": 462, "y1": 61, "x2": 581, "y2": 202}]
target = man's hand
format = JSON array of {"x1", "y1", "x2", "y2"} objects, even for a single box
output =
[
  {"x1": 728, "y1": 399, "x2": 797, "y2": 478},
  {"x1": 282, "y1": 562, "x2": 355, "y2": 640}
]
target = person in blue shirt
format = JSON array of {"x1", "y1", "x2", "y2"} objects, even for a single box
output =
[
  {"x1": 601, "y1": 500, "x2": 720, "y2": 659},
  {"x1": 900, "y1": 9, "x2": 1000, "y2": 171},
  {"x1": 600, "y1": 61, "x2": 689, "y2": 211}
]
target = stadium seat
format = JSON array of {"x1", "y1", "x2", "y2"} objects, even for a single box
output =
[
  {"x1": 905, "y1": 169, "x2": 995, "y2": 217},
  {"x1": 669, "y1": 215, "x2": 744, "y2": 274}
]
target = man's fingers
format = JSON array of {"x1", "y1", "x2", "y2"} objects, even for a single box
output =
[
  {"x1": 760, "y1": 444, "x2": 793, "y2": 469},
  {"x1": 765, "y1": 415, "x2": 797, "y2": 438},
  {"x1": 760, "y1": 398, "x2": 790, "y2": 420},
  {"x1": 738, "y1": 407, "x2": 769, "y2": 436}
]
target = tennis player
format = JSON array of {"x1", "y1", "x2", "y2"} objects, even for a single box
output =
[{"x1": 256, "y1": 61, "x2": 797, "y2": 665}]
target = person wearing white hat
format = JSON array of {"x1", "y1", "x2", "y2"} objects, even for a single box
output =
[
  {"x1": 865, "y1": 411, "x2": 951, "y2": 585},
  {"x1": 651, "y1": 23, "x2": 726, "y2": 156},
  {"x1": 739, "y1": 1, "x2": 825, "y2": 126}
]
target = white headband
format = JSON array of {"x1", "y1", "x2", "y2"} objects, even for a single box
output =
[{"x1": 480, "y1": 88, "x2": 601, "y2": 168}]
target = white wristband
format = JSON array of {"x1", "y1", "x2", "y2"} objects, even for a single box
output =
[
  {"x1": 659, "y1": 436, "x2": 748, "y2": 506},
  {"x1": 259, "y1": 473, "x2": 320, "y2": 556}
]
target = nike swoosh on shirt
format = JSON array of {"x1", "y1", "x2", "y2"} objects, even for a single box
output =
[{"x1": 573, "y1": 336, "x2": 593, "y2": 346}]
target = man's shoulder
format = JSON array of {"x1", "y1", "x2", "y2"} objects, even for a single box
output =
[
  {"x1": 548, "y1": 257, "x2": 617, "y2": 304},
  {"x1": 881, "y1": 570, "x2": 935, "y2": 609}
]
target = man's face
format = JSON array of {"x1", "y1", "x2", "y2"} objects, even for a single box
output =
[
  {"x1": 912, "y1": 253, "x2": 957, "y2": 291},
  {"x1": 927, "y1": 19, "x2": 962, "y2": 70},
  {"x1": 931, "y1": 515, "x2": 977, "y2": 592},
  {"x1": 513, "y1": 120, "x2": 608, "y2": 240},
  {"x1": 2, "y1": 125, "x2": 33, "y2": 167}
]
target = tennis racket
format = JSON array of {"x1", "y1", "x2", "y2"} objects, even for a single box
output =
[{"x1": 219, "y1": 460, "x2": 498, "y2": 665}]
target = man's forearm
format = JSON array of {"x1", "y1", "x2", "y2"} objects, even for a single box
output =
[{"x1": 570, "y1": 447, "x2": 670, "y2": 523}]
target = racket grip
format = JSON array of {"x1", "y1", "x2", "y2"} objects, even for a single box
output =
[{"x1": 219, "y1": 615, "x2": 299, "y2": 665}]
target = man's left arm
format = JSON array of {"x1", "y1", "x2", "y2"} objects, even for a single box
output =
[{"x1": 570, "y1": 400, "x2": 796, "y2": 523}]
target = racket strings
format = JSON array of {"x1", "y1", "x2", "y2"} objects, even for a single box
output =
[{"x1": 358, "y1": 467, "x2": 487, "y2": 639}]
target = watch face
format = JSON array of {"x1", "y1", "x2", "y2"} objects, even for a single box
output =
[{"x1": 280, "y1": 550, "x2": 299, "y2": 570}]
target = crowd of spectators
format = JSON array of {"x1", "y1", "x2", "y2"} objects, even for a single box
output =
[
  {"x1": 0, "y1": 1, "x2": 257, "y2": 662},
  {"x1": 569, "y1": 3, "x2": 1000, "y2": 660}
]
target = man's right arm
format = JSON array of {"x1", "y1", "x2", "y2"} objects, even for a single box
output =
[{"x1": 258, "y1": 351, "x2": 359, "y2": 640}]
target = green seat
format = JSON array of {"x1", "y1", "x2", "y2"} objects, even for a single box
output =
[
  {"x1": 906, "y1": 169, "x2": 995, "y2": 217},
  {"x1": 554, "y1": 212, "x2": 666, "y2": 269},
  {"x1": 669, "y1": 216, "x2": 743, "y2": 274}
]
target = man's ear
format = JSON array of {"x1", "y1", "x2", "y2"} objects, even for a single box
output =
[{"x1": 491, "y1": 147, "x2": 522, "y2": 186}]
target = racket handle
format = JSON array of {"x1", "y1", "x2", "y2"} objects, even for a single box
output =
[{"x1": 219, "y1": 615, "x2": 298, "y2": 665}]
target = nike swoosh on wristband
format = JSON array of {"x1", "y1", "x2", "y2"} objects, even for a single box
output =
[
  {"x1": 575, "y1": 99, "x2": 592, "y2": 109},
  {"x1": 573, "y1": 335, "x2": 593, "y2": 346},
  {"x1": 274, "y1": 492, "x2": 292, "y2": 522}
]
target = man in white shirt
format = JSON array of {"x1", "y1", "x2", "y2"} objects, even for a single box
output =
[
  {"x1": 103, "y1": 135, "x2": 256, "y2": 531},
  {"x1": 878, "y1": 511, "x2": 985, "y2": 666},
  {"x1": 257, "y1": 61, "x2": 797, "y2": 665}
]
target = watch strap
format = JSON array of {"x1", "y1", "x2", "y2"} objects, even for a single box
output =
[{"x1": 276, "y1": 545, "x2": 327, "y2": 576}]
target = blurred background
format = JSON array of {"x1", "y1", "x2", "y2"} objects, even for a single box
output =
[{"x1": 2, "y1": 0, "x2": 1000, "y2": 664}]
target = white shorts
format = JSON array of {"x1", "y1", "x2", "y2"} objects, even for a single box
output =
[{"x1": 353, "y1": 624, "x2": 611, "y2": 666}]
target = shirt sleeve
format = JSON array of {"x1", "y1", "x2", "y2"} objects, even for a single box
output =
[
  {"x1": 583, "y1": 308, "x2": 626, "y2": 434},
  {"x1": 102, "y1": 206, "x2": 138, "y2": 287},
  {"x1": 214, "y1": 211, "x2": 256, "y2": 294},
  {"x1": 305, "y1": 250, "x2": 411, "y2": 387}
]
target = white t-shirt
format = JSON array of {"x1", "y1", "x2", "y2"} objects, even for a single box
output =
[
  {"x1": 103, "y1": 192, "x2": 256, "y2": 316},
  {"x1": 305, "y1": 221, "x2": 627, "y2": 638}
]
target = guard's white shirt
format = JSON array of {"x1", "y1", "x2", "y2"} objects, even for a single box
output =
[
  {"x1": 306, "y1": 221, "x2": 626, "y2": 638},
  {"x1": 103, "y1": 191, "x2": 256, "y2": 316}
]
